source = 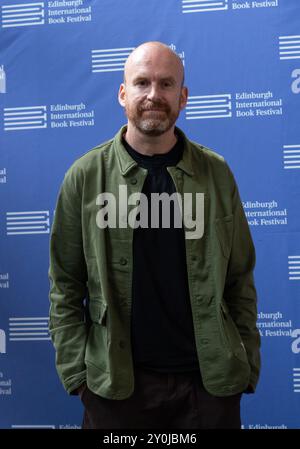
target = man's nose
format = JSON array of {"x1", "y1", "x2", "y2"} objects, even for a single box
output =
[{"x1": 146, "y1": 83, "x2": 160, "y2": 101}]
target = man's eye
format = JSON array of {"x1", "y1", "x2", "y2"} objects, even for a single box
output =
[{"x1": 137, "y1": 80, "x2": 147, "y2": 86}]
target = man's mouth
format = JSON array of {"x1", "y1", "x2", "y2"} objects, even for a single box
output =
[{"x1": 142, "y1": 108, "x2": 166, "y2": 112}]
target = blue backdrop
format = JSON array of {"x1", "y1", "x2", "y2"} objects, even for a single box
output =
[{"x1": 0, "y1": 0, "x2": 299, "y2": 429}]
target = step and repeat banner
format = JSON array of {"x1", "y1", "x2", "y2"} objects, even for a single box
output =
[{"x1": 0, "y1": 0, "x2": 299, "y2": 429}]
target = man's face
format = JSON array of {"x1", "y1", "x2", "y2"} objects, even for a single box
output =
[{"x1": 118, "y1": 47, "x2": 188, "y2": 136}]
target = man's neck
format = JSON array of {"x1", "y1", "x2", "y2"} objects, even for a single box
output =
[{"x1": 123, "y1": 124, "x2": 177, "y2": 156}]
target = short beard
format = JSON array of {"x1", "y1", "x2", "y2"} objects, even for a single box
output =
[
  {"x1": 125, "y1": 101, "x2": 180, "y2": 137},
  {"x1": 136, "y1": 116, "x2": 175, "y2": 136}
]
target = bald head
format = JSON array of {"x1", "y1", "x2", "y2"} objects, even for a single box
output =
[
  {"x1": 118, "y1": 41, "x2": 188, "y2": 139},
  {"x1": 124, "y1": 41, "x2": 185, "y2": 86}
]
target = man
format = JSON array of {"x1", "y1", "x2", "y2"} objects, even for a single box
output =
[{"x1": 49, "y1": 41, "x2": 261, "y2": 429}]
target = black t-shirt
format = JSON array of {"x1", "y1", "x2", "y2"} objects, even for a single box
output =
[{"x1": 123, "y1": 135, "x2": 199, "y2": 373}]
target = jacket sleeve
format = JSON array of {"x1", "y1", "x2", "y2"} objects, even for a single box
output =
[
  {"x1": 48, "y1": 167, "x2": 88, "y2": 394},
  {"x1": 223, "y1": 164, "x2": 261, "y2": 393}
]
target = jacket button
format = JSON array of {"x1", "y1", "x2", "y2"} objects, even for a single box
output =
[
  {"x1": 130, "y1": 178, "x2": 137, "y2": 185},
  {"x1": 119, "y1": 340, "x2": 126, "y2": 349},
  {"x1": 119, "y1": 257, "x2": 127, "y2": 265}
]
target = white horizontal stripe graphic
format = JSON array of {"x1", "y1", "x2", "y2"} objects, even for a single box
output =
[
  {"x1": 2, "y1": 14, "x2": 43, "y2": 27},
  {"x1": 7, "y1": 216, "x2": 48, "y2": 221},
  {"x1": 7, "y1": 220, "x2": 49, "y2": 229},
  {"x1": 7, "y1": 211, "x2": 48, "y2": 215},
  {"x1": 4, "y1": 114, "x2": 47, "y2": 120},
  {"x1": 4, "y1": 106, "x2": 46, "y2": 111},
  {"x1": 10, "y1": 337, "x2": 51, "y2": 341},
  {"x1": 10, "y1": 317, "x2": 49, "y2": 320},
  {"x1": 4, "y1": 111, "x2": 46, "y2": 117},
  {"x1": 2, "y1": 12, "x2": 43, "y2": 19},
  {"x1": 91, "y1": 58, "x2": 127, "y2": 63},
  {"x1": 2, "y1": 16, "x2": 43, "y2": 23},
  {"x1": 187, "y1": 113, "x2": 232, "y2": 119},
  {"x1": 7, "y1": 215, "x2": 49, "y2": 220},
  {"x1": 10, "y1": 323, "x2": 48, "y2": 326},
  {"x1": 280, "y1": 56, "x2": 300, "y2": 60},
  {"x1": 187, "y1": 99, "x2": 229, "y2": 105},
  {"x1": 183, "y1": 2, "x2": 225, "y2": 8},
  {"x1": 10, "y1": 321, "x2": 48, "y2": 325},
  {"x1": 189, "y1": 94, "x2": 231, "y2": 99},
  {"x1": 10, "y1": 328, "x2": 48, "y2": 332},
  {"x1": 2, "y1": 21, "x2": 44, "y2": 27},
  {"x1": 5, "y1": 120, "x2": 46, "y2": 126},
  {"x1": 280, "y1": 51, "x2": 300, "y2": 56},
  {"x1": 5, "y1": 121, "x2": 45, "y2": 127},
  {"x1": 182, "y1": 7, "x2": 227, "y2": 12},
  {"x1": 9, "y1": 332, "x2": 48, "y2": 337},
  {"x1": 10, "y1": 320, "x2": 48, "y2": 323},
  {"x1": 280, "y1": 45, "x2": 300, "y2": 50},
  {"x1": 2, "y1": 3, "x2": 43, "y2": 8},
  {"x1": 11, "y1": 425, "x2": 55, "y2": 429},
  {"x1": 7, "y1": 226, "x2": 48, "y2": 231},
  {"x1": 92, "y1": 53, "x2": 131, "y2": 58},
  {"x1": 279, "y1": 40, "x2": 300, "y2": 45},
  {"x1": 182, "y1": 0, "x2": 225, "y2": 3},
  {"x1": 91, "y1": 48, "x2": 134, "y2": 53},
  {"x1": 187, "y1": 108, "x2": 230, "y2": 114},
  {"x1": 92, "y1": 63, "x2": 125, "y2": 68},
  {"x1": 5, "y1": 125, "x2": 47, "y2": 130},
  {"x1": 279, "y1": 35, "x2": 300, "y2": 39},
  {"x1": 187, "y1": 105, "x2": 231, "y2": 110},
  {"x1": 92, "y1": 68, "x2": 124, "y2": 73},
  {"x1": 2, "y1": 7, "x2": 42, "y2": 14},
  {"x1": 7, "y1": 230, "x2": 49, "y2": 234}
]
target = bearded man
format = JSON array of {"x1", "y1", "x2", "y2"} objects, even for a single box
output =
[{"x1": 49, "y1": 41, "x2": 261, "y2": 429}]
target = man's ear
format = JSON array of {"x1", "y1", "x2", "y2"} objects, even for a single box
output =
[
  {"x1": 118, "y1": 83, "x2": 126, "y2": 107},
  {"x1": 179, "y1": 86, "x2": 188, "y2": 110}
]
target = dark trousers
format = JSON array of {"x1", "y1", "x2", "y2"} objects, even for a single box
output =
[{"x1": 81, "y1": 366, "x2": 242, "y2": 429}]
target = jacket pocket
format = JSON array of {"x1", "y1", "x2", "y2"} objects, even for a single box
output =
[
  {"x1": 215, "y1": 214, "x2": 233, "y2": 259},
  {"x1": 85, "y1": 298, "x2": 109, "y2": 373},
  {"x1": 89, "y1": 298, "x2": 107, "y2": 326},
  {"x1": 219, "y1": 301, "x2": 249, "y2": 365}
]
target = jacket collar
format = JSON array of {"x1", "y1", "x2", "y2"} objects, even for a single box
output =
[{"x1": 114, "y1": 125, "x2": 195, "y2": 177}]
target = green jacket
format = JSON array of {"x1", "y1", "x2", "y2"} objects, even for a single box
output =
[{"x1": 49, "y1": 125, "x2": 261, "y2": 399}]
